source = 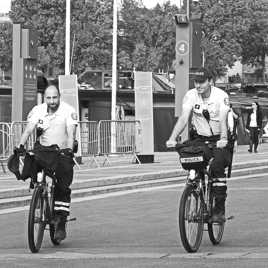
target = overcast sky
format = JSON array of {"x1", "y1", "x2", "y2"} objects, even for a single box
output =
[
  {"x1": 1, "y1": 0, "x2": 180, "y2": 13},
  {"x1": 1, "y1": 0, "x2": 11, "y2": 13}
]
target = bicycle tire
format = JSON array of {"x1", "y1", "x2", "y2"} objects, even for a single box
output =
[
  {"x1": 208, "y1": 194, "x2": 225, "y2": 245},
  {"x1": 49, "y1": 187, "x2": 60, "y2": 246},
  {"x1": 28, "y1": 186, "x2": 47, "y2": 253},
  {"x1": 178, "y1": 184, "x2": 204, "y2": 253}
]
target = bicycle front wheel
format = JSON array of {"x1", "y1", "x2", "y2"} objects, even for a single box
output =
[
  {"x1": 48, "y1": 187, "x2": 60, "y2": 246},
  {"x1": 28, "y1": 186, "x2": 47, "y2": 253},
  {"x1": 178, "y1": 185, "x2": 204, "y2": 253},
  {"x1": 208, "y1": 195, "x2": 225, "y2": 245}
]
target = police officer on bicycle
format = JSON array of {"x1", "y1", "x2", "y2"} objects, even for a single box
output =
[
  {"x1": 17, "y1": 82, "x2": 78, "y2": 242},
  {"x1": 166, "y1": 67, "x2": 232, "y2": 223}
]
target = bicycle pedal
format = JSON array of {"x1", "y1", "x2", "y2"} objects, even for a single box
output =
[
  {"x1": 227, "y1": 215, "x2": 234, "y2": 220},
  {"x1": 67, "y1": 217, "x2": 76, "y2": 222}
]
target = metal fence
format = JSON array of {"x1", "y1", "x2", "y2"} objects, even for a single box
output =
[
  {"x1": 0, "y1": 120, "x2": 142, "y2": 171},
  {"x1": 82, "y1": 120, "x2": 142, "y2": 166},
  {"x1": 98, "y1": 120, "x2": 141, "y2": 159},
  {"x1": 0, "y1": 122, "x2": 11, "y2": 172}
]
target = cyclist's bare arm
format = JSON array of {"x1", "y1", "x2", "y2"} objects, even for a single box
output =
[
  {"x1": 166, "y1": 106, "x2": 192, "y2": 148},
  {"x1": 67, "y1": 124, "x2": 77, "y2": 149},
  {"x1": 18, "y1": 122, "x2": 36, "y2": 146}
]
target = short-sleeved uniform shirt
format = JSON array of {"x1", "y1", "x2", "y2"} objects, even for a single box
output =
[
  {"x1": 182, "y1": 86, "x2": 229, "y2": 137},
  {"x1": 27, "y1": 101, "x2": 78, "y2": 149}
]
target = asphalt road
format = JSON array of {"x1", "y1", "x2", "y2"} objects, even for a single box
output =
[{"x1": 1, "y1": 175, "x2": 268, "y2": 268}]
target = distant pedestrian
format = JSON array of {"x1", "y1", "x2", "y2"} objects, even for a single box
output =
[
  {"x1": 227, "y1": 104, "x2": 239, "y2": 137},
  {"x1": 245, "y1": 102, "x2": 262, "y2": 153},
  {"x1": 227, "y1": 104, "x2": 239, "y2": 152}
]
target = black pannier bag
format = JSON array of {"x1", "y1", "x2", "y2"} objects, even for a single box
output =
[{"x1": 176, "y1": 141, "x2": 211, "y2": 170}]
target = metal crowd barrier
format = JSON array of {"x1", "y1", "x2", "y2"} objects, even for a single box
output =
[
  {"x1": 0, "y1": 122, "x2": 12, "y2": 173},
  {"x1": 1, "y1": 120, "x2": 142, "y2": 171},
  {"x1": 98, "y1": 120, "x2": 141, "y2": 165},
  {"x1": 79, "y1": 121, "x2": 99, "y2": 166}
]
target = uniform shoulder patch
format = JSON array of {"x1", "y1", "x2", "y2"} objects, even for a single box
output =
[{"x1": 71, "y1": 112, "x2": 78, "y2": 120}]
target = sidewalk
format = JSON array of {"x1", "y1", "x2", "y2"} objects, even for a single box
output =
[{"x1": 1, "y1": 143, "x2": 268, "y2": 193}]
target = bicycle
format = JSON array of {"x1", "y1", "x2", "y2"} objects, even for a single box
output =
[
  {"x1": 27, "y1": 150, "x2": 76, "y2": 253},
  {"x1": 176, "y1": 141, "x2": 234, "y2": 253}
]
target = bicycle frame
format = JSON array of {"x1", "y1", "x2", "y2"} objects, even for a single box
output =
[
  {"x1": 186, "y1": 168, "x2": 214, "y2": 222},
  {"x1": 35, "y1": 170, "x2": 55, "y2": 224}
]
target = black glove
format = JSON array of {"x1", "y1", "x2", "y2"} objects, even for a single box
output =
[
  {"x1": 73, "y1": 140, "x2": 78, "y2": 153},
  {"x1": 14, "y1": 144, "x2": 26, "y2": 156},
  {"x1": 61, "y1": 148, "x2": 74, "y2": 158}
]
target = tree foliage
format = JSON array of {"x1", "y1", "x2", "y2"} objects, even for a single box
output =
[
  {"x1": 240, "y1": 0, "x2": 268, "y2": 79},
  {"x1": 189, "y1": 0, "x2": 268, "y2": 78},
  {"x1": 1, "y1": 0, "x2": 267, "y2": 79},
  {"x1": 9, "y1": 0, "x2": 114, "y2": 75},
  {"x1": 120, "y1": 0, "x2": 179, "y2": 72},
  {"x1": 0, "y1": 22, "x2": 12, "y2": 72}
]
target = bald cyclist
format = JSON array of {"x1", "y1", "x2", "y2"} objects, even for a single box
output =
[{"x1": 18, "y1": 83, "x2": 78, "y2": 242}]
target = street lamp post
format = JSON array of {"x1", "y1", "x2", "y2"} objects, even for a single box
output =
[
  {"x1": 111, "y1": 0, "x2": 118, "y2": 153},
  {"x1": 65, "y1": 0, "x2": 71, "y2": 75}
]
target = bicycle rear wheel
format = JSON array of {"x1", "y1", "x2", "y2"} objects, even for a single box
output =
[
  {"x1": 28, "y1": 186, "x2": 47, "y2": 253},
  {"x1": 178, "y1": 185, "x2": 204, "y2": 253},
  {"x1": 208, "y1": 195, "x2": 225, "y2": 245}
]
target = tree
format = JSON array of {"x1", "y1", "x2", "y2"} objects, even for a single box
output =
[
  {"x1": 195, "y1": 0, "x2": 251, "y2": 77},
  {"x1": 5, "y1": 0, "x2": 268, "y2": 80},
  {"x1": 120, "y1": 0, "x2": 179, "y2": 72},
  {"x1": 9, "y1": 0, "x2": 114, "y2": 76},
  {"x1": 71, "y1": 0, "x2": 114, "y2": 74},
  {"x1": 240, "y1": 0, "x2": 268, "y2": 81},
  {"x1": 0, "y1": 22, "x2": 12, "y2": 72},
  {"x1": 185, "y1": 0, "x2": 268, "y2": 79},
  {"x1": 10, "y1": 0, "x2": 66, "y2": 75}
]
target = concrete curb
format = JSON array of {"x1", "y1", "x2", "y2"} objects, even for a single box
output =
[
  {"x1": 1, "y1": 160, "x2": 268, "y2": 210},
  {"x1": 2, "y1": 159, "x2": 268, "y2": 200}
]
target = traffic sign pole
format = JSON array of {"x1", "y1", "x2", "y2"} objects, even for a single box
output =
[{"x1": 174, "y1": 15, "x2": 190, "y2": 141}]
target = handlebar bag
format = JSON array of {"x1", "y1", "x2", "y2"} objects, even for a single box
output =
[{"x1": 176, "y1": 142, "x2": 211, "y2": 170}]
